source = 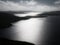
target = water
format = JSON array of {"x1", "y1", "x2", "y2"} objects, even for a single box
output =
[{"x1": 0, "y1": 12, "x2": 46, "y2": 45}]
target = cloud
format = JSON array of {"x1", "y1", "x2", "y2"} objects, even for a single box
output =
[
  {"x1": 19, "y1": 0, "x2": 37, "y2": 6},
  {"x1": 0, "y1": 0, "x2": 60, "y2": 11},
  {"x1": 54, "y1": 0, "x2": 60, "y2": 4}
]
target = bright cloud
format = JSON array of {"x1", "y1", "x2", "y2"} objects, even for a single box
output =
[{"x1": 0, "y1": 0, "x2": 60, "y2": 11}]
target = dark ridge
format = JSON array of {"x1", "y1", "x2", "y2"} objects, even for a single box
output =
[
  {"x1": 0, "y1": 38, "x2": 35, "y2": 45},
  {"x1": 40, "y1": 11, "x2": 60, "y2": 16},
  {"x1": 0, "y1": 11, "x2": 33, "y2": 14},
  {"x1": 0, "y1": 12, "x2": 31, "y2": 29},
  {"x1": 0, "y1": 11, "x2": 25, "y2": 14}
]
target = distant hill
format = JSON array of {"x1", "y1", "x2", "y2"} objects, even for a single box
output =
[
  {"x1": 40, "y1": 11, "x2": 60, "y2": 16},
  {"x1": 0, "y1": 11, "x2": 36, "y2": 14}
]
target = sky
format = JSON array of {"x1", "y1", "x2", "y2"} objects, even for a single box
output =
[
  {"x1": 0, "y1": 0, "x2": 60, "y2": 11},
  {"x1": 0, "y1": 0, "x2": 60, "y2": 44}
]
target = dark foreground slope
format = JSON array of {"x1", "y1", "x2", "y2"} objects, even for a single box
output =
[{"x1": 0, "y1": 38, "x2": 34, "y2": 45}]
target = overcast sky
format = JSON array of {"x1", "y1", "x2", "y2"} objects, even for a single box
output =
[{"x1": 0, "y1": 0, "x2": 60, "y2": 11}]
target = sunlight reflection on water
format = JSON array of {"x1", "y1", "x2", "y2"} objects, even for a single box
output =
[{"x1": 11, "y1": 18, "x2": 46, "y2": 44}]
